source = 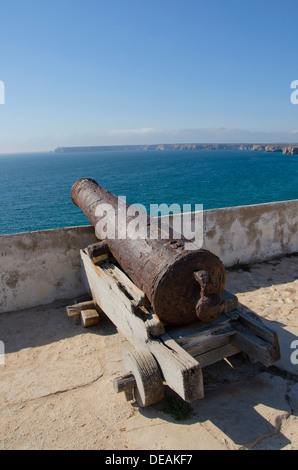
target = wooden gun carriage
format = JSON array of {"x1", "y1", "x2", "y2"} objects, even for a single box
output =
[{"x1": 67, "y1": 179, "x2": 281, "y2": 407}]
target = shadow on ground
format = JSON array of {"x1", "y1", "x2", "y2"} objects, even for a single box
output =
[
  {"x1": 225, "y1": 253, "x2": 298, "y2": 294},
  {"x1": 1, "y1": 254, "x2": 297, "y2": 449},
  {"x1": 136, "y1": 352, "x2": 296, "y2": 449},
  {"x1": 0, "y1": 296, "x2": 117, "y2": 354}
]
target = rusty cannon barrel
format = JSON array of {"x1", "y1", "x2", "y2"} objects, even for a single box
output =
[{"x1": 71, "y1": 178, "x2": 226, "y2": 326}]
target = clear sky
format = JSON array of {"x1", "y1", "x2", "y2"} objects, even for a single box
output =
[{"x1": 1, "y1": 0, "x2": 298, "y2": 152}]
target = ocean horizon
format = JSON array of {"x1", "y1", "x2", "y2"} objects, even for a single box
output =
[{"x1": 0, "y1": 149, "x2": 297, "y2": 236}]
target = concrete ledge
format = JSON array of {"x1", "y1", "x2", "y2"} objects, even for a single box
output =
[
  {"x1": 0, "y1": 226, "x2": 98, "y2": 314},
  {"x1": 0, "y1": 199, "x2": 297, "y2": 314},
  {"x1": 167, "y1": 199, "x2": 298, "y2": 266}
]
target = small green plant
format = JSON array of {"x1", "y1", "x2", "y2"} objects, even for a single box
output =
[
  {"x1": 285, "y1": 252, "x2": 298, "y2": 258},
  {"x1": 266, "y1": 365, "x2": 298, "y2": 383},
  {"x1": 162, "y1": 396, "x2": 193, "y2": 422},
  {"x1": 227, "y1": 263, "x2": 251, "y2": 272}
]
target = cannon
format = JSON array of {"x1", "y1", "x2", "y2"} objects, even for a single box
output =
[
  {"x1": 68, "y1": 178, "x2": 281, "y2": 407},
  {"x1": 71, "y1": 178, "x2": 226, "y2": 326}
]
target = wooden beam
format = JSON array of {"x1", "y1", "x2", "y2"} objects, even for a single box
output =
[
  {"x1": 169, "y1": 315, "x2": 235, "y2": 357},
  {"x1": 80, "y1": 249, "x2": 165, "y2": 344},
  {"x1": 113, "y1": 373, "x2": 137, "y2": 393},
  {"x1": 66, "y1": 300, "x2": 96, "y2": 317},
  {"x1": 222, "y1": 290, "x2": 239, "y2": 313},
  {"x1": 195, "y1": 343, "x2": 241, "y2": 368},
  {"x1": 148, "y1": 334, "x2": 204, "y2": 402},
  {"x1": 231, "y1": 310, "x2": 279, "y2": 342},
  {"x1": 228, "y1": 310, "x2": 281, "y2": 366},
  {"x1": 231, "y1": 324, "x2": 279, "y2": 367},
  {"x1": 80, "y1": 309, "x2": 100, "y2": 328}
]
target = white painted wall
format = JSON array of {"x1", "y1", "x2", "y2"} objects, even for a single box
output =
[
  {"x1": 0, "y1": 199, "x2": 297, "y2": 314},
  {"x1": 178, "y1": 199, "x2": 298, "y2": 267},
  {"x1": 0, "y1": 226, "x2": 97, "y2": 314}
]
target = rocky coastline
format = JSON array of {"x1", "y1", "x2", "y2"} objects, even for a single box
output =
[{"x1": 54, "y1": 143, "x2": 298, "y2": 154}]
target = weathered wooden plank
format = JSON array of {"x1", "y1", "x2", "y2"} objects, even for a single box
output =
[
  {"x1": 168, "y1": 316, "x2": 235, "y2": 357},
  {"x1": 195, "y1": 343, "x2": 241, "y2": 368},
  {"x1": 143, "y1": 310, "x2": 165, "y2": 338},
  {"x1": 66, "y1": 300, "x2": 96, "y2": 317},
  {"x1": 168, "y1": 314, "x2": 231, "y2": 337},
  {"x1": 187, "y1": 335, "x2": 234, "y2": 358},
  {"x1": 160, "y1": 333, "x2": 203, "y2": 366},
  {"x1": 177, "y1": 329, "x2": 235, "y2": 357},
  {"x1": 231, "y1": 324, "x2": 280, "y2": 367},
  {"x1": 81, "y1": 249, "x2": 164, "y2": 343},
  {"x1": 168, "y1": 306, "x2": 279, "y2": 367},
  {"x1": 226, "y1": 309, "x2": 280, "y2": 366},
  {"x1": 101, "y1": 261, "x2": 149, "y2": 309},
  {"x1": 148, "y1": 334, "x2": 204, "y2": 402},
  {"x1": 113, "y1": 373, "x2": 137, "y2": 393},
  {"x1": 80, "y1": 309, "x2": 100, "y2": 328},
  {"x1": 229, "y1": 309, "x2": 278, "y2": 341},
  {"x1": 222, "y1": 290, "x2": 239, "y2": 313}
]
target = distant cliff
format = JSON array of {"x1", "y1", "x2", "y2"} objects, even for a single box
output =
[
  {"x1": 54, "y1": 143, "x2": 298, "y2": 154},
  {"x1": 282, "y1": 145, "x2": 298, "y2": 155}
]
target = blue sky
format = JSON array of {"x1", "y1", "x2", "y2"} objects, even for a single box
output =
[{"x1": 0, "y1": 0, "x2": 298, "y2": 152}]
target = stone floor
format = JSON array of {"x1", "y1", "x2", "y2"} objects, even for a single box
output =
[{"x1": 0, "y1": 254, "x2": 297, "y2": 450}]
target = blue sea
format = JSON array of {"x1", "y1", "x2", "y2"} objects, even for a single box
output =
[{"x1": 0, "y1": 149, "x2": 297, "y2": 235}]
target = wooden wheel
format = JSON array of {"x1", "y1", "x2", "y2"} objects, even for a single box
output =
[{"x1": 122, "y1": 347, "x2": 164, "y2": 407}]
